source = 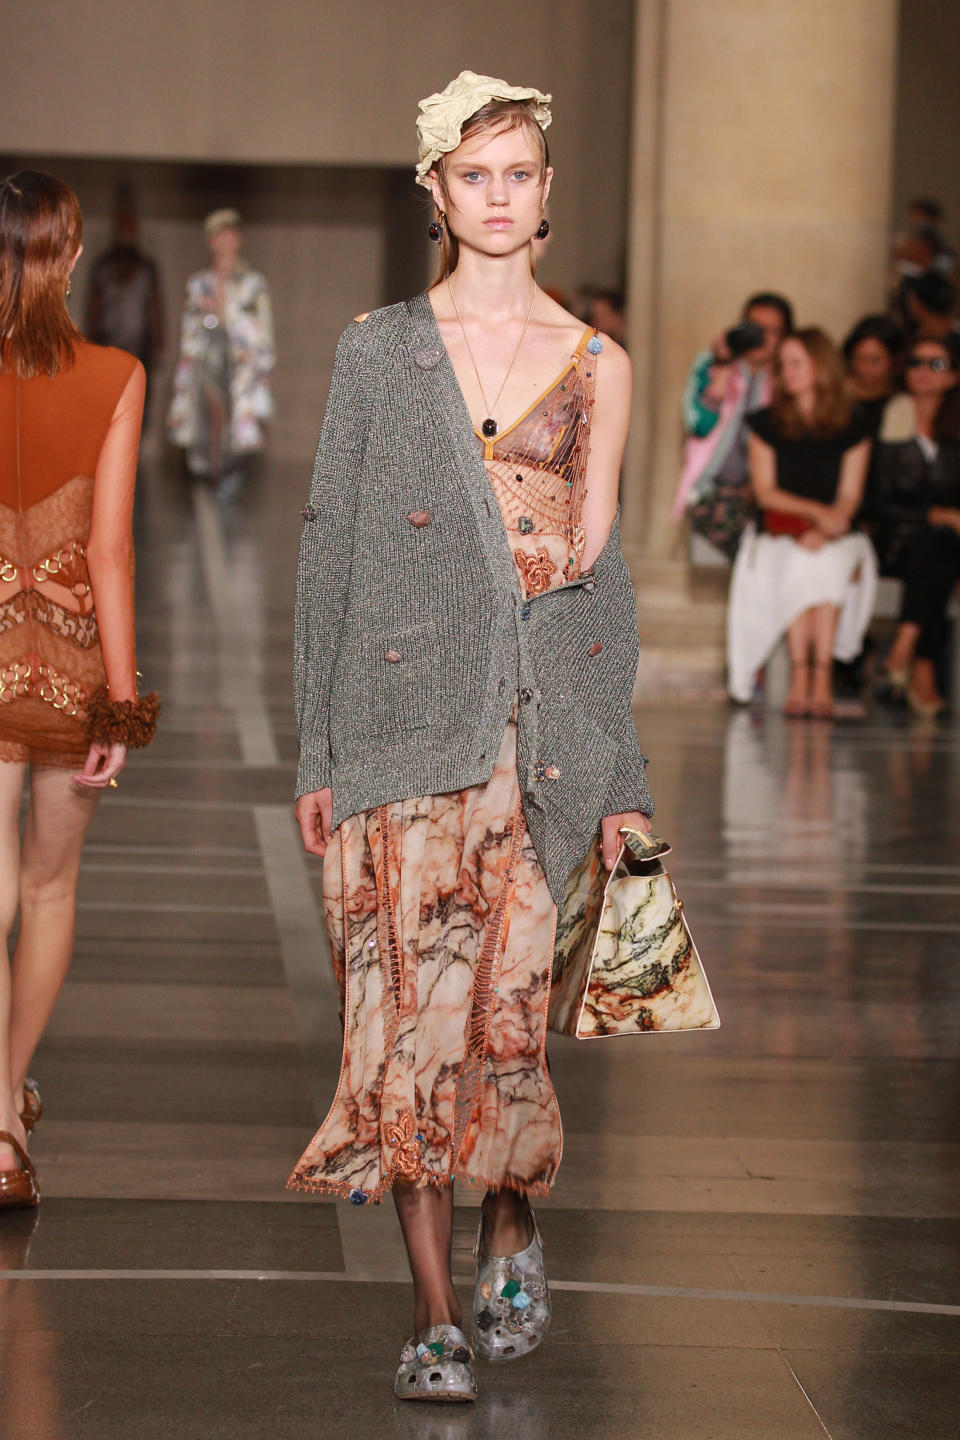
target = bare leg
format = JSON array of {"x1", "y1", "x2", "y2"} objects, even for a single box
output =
[
  {"x1": 482, "y1": 1186, "x2": 534, "y2": 1255},
  {"x1": 784, "y1": 610, "x2": 814, "y2": 715},
  {"x1": 7, "y1": 767, "x2": 100, "y2": 1104},
  {"x1": 810, "y1": 604, "x2": 841, "y2": 713},
  {"x1": 886, "y1": 621, "x2": 921, "y2": 677},
  {"x1": 393, "y1": 1181, "x2": 462, "y2": 1333},
  {"x1": 909, "y1": 656, "x2": 945, "y2": 707},
  {"x1": 203, "y1": 388, "x2": 226, "y2": 485},
  {"x1": 0, "y1": 761, "x2": 28, "y2": 1170}
]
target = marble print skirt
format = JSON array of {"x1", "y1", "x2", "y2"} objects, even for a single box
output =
[{"x1": 288, "y1": 718, "x2": 562, "y2": 1202}]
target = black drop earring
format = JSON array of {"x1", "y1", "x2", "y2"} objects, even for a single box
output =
[
  {"x1": 535, "y1": 218, "x2": 550, "y2": 240},
  {"x1": 428, "y1": 212, "x2": 445, "y2": 243}
]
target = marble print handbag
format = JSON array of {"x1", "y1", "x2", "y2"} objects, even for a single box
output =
[{"x1": 548, "y1": 829, "x2": 720, "y2": 1039}]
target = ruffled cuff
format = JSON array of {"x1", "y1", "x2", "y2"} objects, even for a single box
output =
[{"x1": 84, "y1": 688, "x2": 161, "y2": 749}]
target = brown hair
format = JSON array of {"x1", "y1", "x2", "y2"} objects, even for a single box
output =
[
  {"x1": 771, "y1": 327, "x2": 853, "y2": 438},
  {"x1": 911, "y1": 334, "x2": 960, "y2": 443},
  {"x1": 428, "y1": 100, "x2": 550, "y2": 286},
  {"x1": 0, "y1": 170, "x2": 84, "y2": 378}
]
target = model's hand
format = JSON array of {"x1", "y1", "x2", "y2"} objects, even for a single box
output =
[
  {"x1": 798, "y1": 528, "x2": 826, "y2": 551},
  {"x1": 296, "y1": 788, "x2": 333, "y2": 857},
  {"x1": 601, "y1": 811, "x2": 652, "y2": 871},
  {"x1": 929, "y1": 506, "x2": 960, "y2": 534},
  {"x1": 72, "y1": 742, "x2": 127, "y2": 789},
  {"x1": 816, "y1": 505, "x2": 850, "y2": 540}
]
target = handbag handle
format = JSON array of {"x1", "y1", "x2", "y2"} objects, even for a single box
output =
[{"x1": 619, "y1": 827, "x2": 672, "y2": 862}]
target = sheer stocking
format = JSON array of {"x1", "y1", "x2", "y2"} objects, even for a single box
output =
[
  {"x1": 393, "y1": 1181, "x2": 462, "y2": 1334},
  {"x1": 482, "y1": 1186, "x2": 534, "y2": 1255}
]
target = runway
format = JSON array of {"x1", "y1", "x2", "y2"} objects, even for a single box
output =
[{"x1": 1, "y1": 457, "x2": 958, "y2": 1440}]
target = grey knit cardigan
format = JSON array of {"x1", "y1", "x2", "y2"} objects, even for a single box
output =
[{"x1": 294, "y1": 292, "x2": 653, "y2": 903}]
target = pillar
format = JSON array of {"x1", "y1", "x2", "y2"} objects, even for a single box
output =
[{"x1": 622, "y1": 0, "x2": 900, "y2": 573}]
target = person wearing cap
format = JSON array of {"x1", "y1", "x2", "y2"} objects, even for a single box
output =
[
  {"x1": 289, "y1": 71, "x2": 653, "y2": 1403},
  {"x1": 167, "y1": 208, "x2": 274, "y2": 488}
]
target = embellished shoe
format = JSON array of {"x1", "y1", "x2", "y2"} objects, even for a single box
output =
[
  {"x1": 0, "y1": 1132, "x2": 40, "y2": 1210},
  {"x1": 472, "y1": 1211, "x2": 551, "y2": 1361},
  {"x1": 394, "y1": 1324, "x2": 477, "y2": 1402},
  {"x1": 20, "y1": 1079, "x2": 42, "y2": 1134}
]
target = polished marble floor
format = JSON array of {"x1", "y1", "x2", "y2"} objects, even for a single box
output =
[{"x1": 1, "y1": 457, "x2": 959, "y2": 1439}]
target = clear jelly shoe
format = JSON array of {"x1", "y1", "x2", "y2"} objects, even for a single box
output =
[
  {"x1": 471, "y1": 1211, "x2": 551, "y2": 1361},
  {"x1": 394, "y1": 1323, "x2": 478, "y2": 1402}
]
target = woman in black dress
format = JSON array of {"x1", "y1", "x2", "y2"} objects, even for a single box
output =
[
  {"x1": 873, "y1": 334, "x2": 960, "y2": 716},
  {"x1": 727, "y1": 328, "x2": 874, "y2": 716}
]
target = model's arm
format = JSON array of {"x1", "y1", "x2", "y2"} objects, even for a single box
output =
[
  {"x1": 582, "y1": 334, "x2": 653, "y2": 868},
  {"x1": 76, "y1": 361, "x2": 158, "y2": 789},
  {"x1": 86, "y1": 362, "x2": 145, "y2": 702},
  {"x1": 254, "y1": 278, "x2": 276, "y2": 378},
  {"x1": 832, "y1": 439, "x2": 871, "y2": 523}
]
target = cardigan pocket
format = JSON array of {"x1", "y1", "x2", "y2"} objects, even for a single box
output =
[{"x1": 358, "y1": 619, "x2": 441, "y2": 735}]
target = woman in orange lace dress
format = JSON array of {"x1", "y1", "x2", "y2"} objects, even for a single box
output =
[{"x1": 0, "y1": 172, "x2": 159, "y2": 1209}]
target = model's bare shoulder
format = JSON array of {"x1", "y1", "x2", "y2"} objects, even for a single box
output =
[
  {"x1": 353, "y1": 312, "x2": 371, "y2": 323},
  {"x1": 595, "y1": 332, "x2": 631, "y2": 380}
]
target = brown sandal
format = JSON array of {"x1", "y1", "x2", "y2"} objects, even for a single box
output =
[
  {"x1": 20, "y1": 1079, "x2": 42, "y2": 1134},
  {"x1": 0, "y1": 1131, "x2": 40, "y2": 1210}
]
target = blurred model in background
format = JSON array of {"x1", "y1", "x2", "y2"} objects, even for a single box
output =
[
  {"x1": 167, "y1": 209, "x2": 274, "y2": 491},
  {"x1": 84, "y1": 184, "x2": 164, "y2": 423}
]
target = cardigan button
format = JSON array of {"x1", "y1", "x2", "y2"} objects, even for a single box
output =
[
  {"x1": 520, "y1": 604, "x2": 531, "y2": 620},
  {"x1": 408, "y1": 510, "x2": 431, "y2": 527},
  {"x1": 589, "y1": 642, "x2": 604, "y2": 657},
  {"x1": 385, "y1": 650, "x2": 402, "y2": 663},
  {"x1": 520, "y1": 688, "x2": 532, "y2": 704}
]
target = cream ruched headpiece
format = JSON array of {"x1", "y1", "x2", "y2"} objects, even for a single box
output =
[{"x1": 415, "y1": 69, "x2": 552, "y2": 189}]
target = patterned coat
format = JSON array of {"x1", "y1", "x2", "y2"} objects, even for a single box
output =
[{"x1": 167, "y1": 263, "x2": 275, "y2": 458}]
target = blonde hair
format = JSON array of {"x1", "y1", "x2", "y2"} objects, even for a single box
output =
[{"x1": 429, "y1": 100, "x2": 550, "y2": 286}]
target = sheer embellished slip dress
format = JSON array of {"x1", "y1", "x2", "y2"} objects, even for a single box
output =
[
  {"x1": 289, "y1": 324, "x2": 601, "y2": 1202},
  {"x1": 0, "y1": 343, "x2": 140, "y2": 765}
]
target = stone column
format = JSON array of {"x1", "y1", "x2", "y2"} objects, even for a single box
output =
[{"x1": 620, "y1": 0, "x2": 900, "y2": 687}]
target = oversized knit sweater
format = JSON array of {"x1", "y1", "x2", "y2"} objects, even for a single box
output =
[{"x1": 294, "y1": 291, "x2": 653, "y2": 903}]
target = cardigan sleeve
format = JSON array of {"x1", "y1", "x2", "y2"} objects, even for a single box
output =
[{"x1": 294, "y1": 321, "x2": 376, "y2": 798}]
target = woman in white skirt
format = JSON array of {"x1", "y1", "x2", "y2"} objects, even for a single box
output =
[{"x1": 727, "y1": 328, "x2": 876, "y2": 717}]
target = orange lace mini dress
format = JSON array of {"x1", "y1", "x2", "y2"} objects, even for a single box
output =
[
  {"x1": 0, "y1": 343, "x2": 145, "y2": 765},
  {"x1": 289, "y1": 325, "x2": 600, "y2": 1202}
]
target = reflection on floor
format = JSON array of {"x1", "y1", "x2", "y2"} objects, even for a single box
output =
[{"x1": 1, "y1": 458, "x2": 958, "y2": 1440}]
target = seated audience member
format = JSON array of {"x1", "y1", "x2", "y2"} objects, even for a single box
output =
[
  {"x1": 674, "y1": 291, "x2": 794, "y2": 560},
  {"x1": 873, "y1": 335, "x2": 960, "y2": 716},
  {"x1": 727, "y1": 328, "x2": 876, "y2": 717},
  {"x1": 889, "y1": 199, "x2": 955, "y2": 309},
  {"x1": 900, "y1": 271, "x2": 958, "y2": 346},
  {"x1": 842, "y1": 314, "x2": 904, "y2": 437}
]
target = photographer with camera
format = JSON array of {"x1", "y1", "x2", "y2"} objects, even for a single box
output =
[{"x1": 673, "y1": 292, "x2": 794, "y2": 559}]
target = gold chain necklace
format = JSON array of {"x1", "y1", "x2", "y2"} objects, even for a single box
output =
[{"x1": 447, "y1": 278, "x2": 538, "y2": 438}]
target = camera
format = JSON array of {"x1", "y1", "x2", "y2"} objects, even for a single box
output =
[{"x1": 721, "y1": 321, "x2": 766, "y2": 359}]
